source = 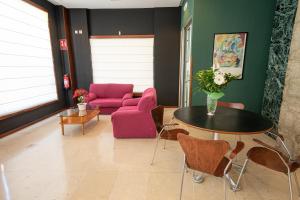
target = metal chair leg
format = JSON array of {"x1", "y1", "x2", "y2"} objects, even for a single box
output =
[
  {"x1": 150, "y1": 129, "x2": 163, "y2": 165},
  {"x1": 234, "y1": 158, "x2": 248, "y2": 192},
  {"x1": 179, "y1": 161, "x2": 186, "y2": 200},
  {"x1": 163, "y1": 139, "x2": 167, "y2": 149},
  {"x1": 294, "y1": 172, "x2": 300, "y2": 197},
  {"x1": 288, "y1": 170, "x2": 293, "y2": 200},
  {"x1": 224, "y1": 174, "x2": 227, "y2": 200}
]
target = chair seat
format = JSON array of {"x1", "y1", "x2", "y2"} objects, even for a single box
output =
[
  {"x1": 213, "y1": 157, "x2": 231, "y2": 177},
  {"x1": 247, "y1": 147, "x2": 299, "y2": 174},
  {"x1": 161, "y1": 128, "x2": 189, "y2": 140}
]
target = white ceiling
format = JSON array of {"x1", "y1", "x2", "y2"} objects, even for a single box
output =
[{"x1": 47, "y1": 0, "x2": 181, "y2": 9}]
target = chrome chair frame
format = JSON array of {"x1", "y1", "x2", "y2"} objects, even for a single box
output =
[
  {"x1": 235, "y1": 131, "x2": 300, "y2": 200},
  {"x1": 179, "y1": 155, "x2": 234, "y2": 200},
  {"x1": 150, "y1": 122, "x2": 179, "y2": 165}
]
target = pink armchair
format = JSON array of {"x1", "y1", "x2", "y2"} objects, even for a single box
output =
[
  {"x1": 111, "y1": 88, "x2": 157, "y2": 138},
  {"x1": 87, "y1": 83, "x2": 133, "y2": 114}
]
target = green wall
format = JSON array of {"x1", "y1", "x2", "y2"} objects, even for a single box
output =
[{"x1": 190, "y1": 0, "x2": 276, "y2": 113}]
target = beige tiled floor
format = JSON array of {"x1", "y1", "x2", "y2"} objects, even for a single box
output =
[{"x1": 0, "y1": 108, "x2": 297, "y2": 200}]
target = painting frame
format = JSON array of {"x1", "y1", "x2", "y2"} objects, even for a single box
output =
[{"x1": 212, "y1": 32, "x2": 248, "y2": 80}]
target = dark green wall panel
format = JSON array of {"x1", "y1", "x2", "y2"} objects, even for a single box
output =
[{"x1": 190, "y1": 0, "x2": 276, "y2": 113}]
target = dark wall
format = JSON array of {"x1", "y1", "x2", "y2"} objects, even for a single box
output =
[
  {"x1": 191, "y1": 0, "x2": 276, "y2": 113},
  {"x1": 69, "y1": 10, "x2": 93, "y2": 90},
  {"x1": 69, "y1": 8, "x2": 181, "y2": 105},
  {"x1": 154, "y1": 8, "x2": 181, "y2": 105},
  {"x1": 0, "y1": 0, "x2": 66, "y2": 135},
  {"x1": 88, "y1": 9, "x2": 154, "y2": 35}
]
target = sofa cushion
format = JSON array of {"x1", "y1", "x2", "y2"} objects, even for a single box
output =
[
  {"x1": 117, "y1": 106, "x2": 138, "y2": 111},
  {"x1": 89, "y1": 84, "x2": 133, "y2": 98},
  {"x1": 89, "y1": 98, "x2": 123, "y2": 108}
]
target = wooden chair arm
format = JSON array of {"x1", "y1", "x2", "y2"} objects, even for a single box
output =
[{"x1": 229, "y1": 141, "x2": 245, "y2": 159}]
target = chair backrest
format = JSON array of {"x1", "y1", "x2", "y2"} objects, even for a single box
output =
[
  {"x1": 218, "y1": 101, "x2": 245, "y2": 110},
  {"x1": 89, "y1": 83, "x2": 133, "y2": 98},
  {"x1": 138, "y1": 88, "x2": 157, "y2": 112},
  {"x1": 151, "y1": 105, "x2": 164, "y2": 132},
  {"x1": 177, "y1": 133, "x2": 230, "y2": 175},
  {"x1": 247, "y1": 147, "x2": 291, "y2": 174}
]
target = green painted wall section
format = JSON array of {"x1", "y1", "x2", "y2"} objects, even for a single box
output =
[
  {"x1": 181, "y1": 0, "x2": 194, "y2": 28},
  {"x1": 190, "y1": 0, "x2": 277, "y2": 113}
]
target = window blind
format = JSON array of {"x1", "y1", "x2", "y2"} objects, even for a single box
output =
[
  {"x1": 0, "y1": 0, "x2": 58, "y2": 117},
  {"x1": 90, "y1": 37, "x2": 154, "y2": 92}
]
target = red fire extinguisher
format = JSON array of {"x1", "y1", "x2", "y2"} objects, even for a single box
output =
[{"x1": 64, "y1": 74, "x2": 70, "y2": 89}]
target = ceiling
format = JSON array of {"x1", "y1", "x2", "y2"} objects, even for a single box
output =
[{"x1": 47, "y1": 0, "x2": 181, "y2": 9}]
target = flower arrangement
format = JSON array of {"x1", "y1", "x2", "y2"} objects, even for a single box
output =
[
  {"x1": 194, "y1": 66, "x2": 237, "y2": 99},
  {"x1": 73, "y1": 88, "x2": 88, "y2": 104},
  {"x1": 194, "y1": 65, "x2": 238, "y2": 115}
]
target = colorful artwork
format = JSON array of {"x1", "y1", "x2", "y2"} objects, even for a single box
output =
[{"x1": 213, "y1": 33, "x2": 247, "y2": 79}]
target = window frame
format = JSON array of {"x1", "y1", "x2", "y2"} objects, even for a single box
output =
[{"x1": 0, "y1": 0, "x2": 59, "y2": 120}]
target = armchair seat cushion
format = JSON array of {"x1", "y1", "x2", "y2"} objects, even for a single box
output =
[
  {"x1": 122, "y1": 98, "x2": 141, "y2": 106},
  {"x1": 89, "y1": 98, "x2": 122, "y2": 108},
  {"x1": 117, "y1": 106, "x2": 138, "y2": 111}
]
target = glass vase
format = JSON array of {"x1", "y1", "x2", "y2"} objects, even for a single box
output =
[{"x1": 207, "y1": 95, "x2": 218, "y2": 116}]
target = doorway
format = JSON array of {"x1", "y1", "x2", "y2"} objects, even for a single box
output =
[{"x1": 180, "y1": 22, "x2": 192, "y2": 107}]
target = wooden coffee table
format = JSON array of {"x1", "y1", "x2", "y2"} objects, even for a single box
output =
[{"x1": 59, "y1": 108, "x2": 100, "y2": 135}]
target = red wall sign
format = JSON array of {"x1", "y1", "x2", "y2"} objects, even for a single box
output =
[{"x1": 59, "y1": 39, "x2": 68, "y2": 51}]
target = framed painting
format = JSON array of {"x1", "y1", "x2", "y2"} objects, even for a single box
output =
[{"x1": 213, "y1": 32, "x2": 248, "y2": 79}]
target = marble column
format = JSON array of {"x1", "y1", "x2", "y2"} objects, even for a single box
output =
[
  {"x1": 278, "y1": 0, "x2": 300, "y2": 157},
  {"x1": 262, "y1": 0, "x2": 298, "y2": 126}
]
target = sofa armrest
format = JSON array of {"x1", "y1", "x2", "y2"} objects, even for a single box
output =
[
  {"x1": 85, "y1": 92, "x2": 97, "y2": 103},
  {"x1": 122, "y1": 93, "x2": 133, "y2": 101},
  {"x1": 122, "y1": 98, "x2": 141, "y2": 106}
]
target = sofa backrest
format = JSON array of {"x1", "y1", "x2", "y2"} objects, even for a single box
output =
[
  {"x1": 89, "y1": 83, "x2": 133, "y2": 98},
  {"x1": 138, "y1": 88, "x2": 157, "y2": 112}
]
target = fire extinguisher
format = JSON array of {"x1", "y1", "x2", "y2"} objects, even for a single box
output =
[{"x1": 64, "y1": 74, "x2": 70, "y2": 89}]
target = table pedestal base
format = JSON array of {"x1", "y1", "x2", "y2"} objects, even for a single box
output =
[{"x1": 192, "y1": 172, "x2": 205, "y2": 183}]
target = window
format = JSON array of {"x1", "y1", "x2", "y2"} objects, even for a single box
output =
[
  {"x1": 90, "y1": 37, "x2": 154, "y2": 92},
  {"x1": 0, "y1": 0, "x2": 58, "y2": 118}
]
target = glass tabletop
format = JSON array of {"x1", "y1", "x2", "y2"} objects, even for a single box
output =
[{"x1": 59, "y1": 107, "x2": 98, "y2": 117}]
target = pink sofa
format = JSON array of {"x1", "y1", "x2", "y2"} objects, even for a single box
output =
[
  {"x1": 86, "y1": 83, "x2": 133, "y2": 114},
  {"x1": 111, "y1": 88, "x2": 157, "y2": 138}
]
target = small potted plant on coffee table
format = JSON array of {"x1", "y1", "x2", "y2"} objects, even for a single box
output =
[{"x1": 73, "y1": 88, "x2": 88, "y2": 111}]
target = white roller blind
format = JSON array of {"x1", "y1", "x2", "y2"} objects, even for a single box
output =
[
  {"x1": 0, "y1": 0, "x2": 58, "y2": 117},
  {"x1": 90, "y1": 37, "x2": 154, "y2": 92}
]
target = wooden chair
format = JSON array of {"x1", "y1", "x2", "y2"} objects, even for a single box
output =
[
  {"x1": 218, "y1": 101, "x2": 245, "y2": 110},
  {"x1": 177, "y1": 133, "x2": 245, "y2": 200},
  {"x1": 235, "y1": 131, "x2": 300, "y2": 200},
  {"x1": 150, "y1": 105, "x2": 189, "y2": 165}
]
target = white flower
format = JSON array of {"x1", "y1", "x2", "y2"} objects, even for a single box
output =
[
  {"x1": 214, "y1": 69, "x2": 225, "y2": 77},
  {"x1": 214, "y1": 74, "x2": 226, "y2": 85}
]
